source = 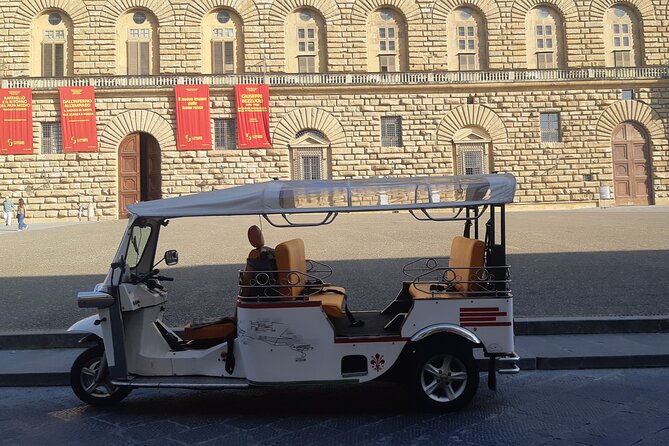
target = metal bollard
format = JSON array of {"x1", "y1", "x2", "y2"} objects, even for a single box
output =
[{"x1": 87, "y1": 203, "x2": 95, "y2": 221}]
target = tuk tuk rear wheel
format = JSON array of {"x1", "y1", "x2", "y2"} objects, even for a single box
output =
[
  {"x1": 71, "y1": 346, "x2": 132, "y2": 406},
  {"x1": 412, "y1": 348, "x2": 479, "y2": 411}
]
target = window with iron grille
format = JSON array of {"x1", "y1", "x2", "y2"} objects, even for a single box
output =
[
  {"x1": 42, "y1": 122, "x2": 63, "y2": 154},
  {"x1": 540, "y1": 112, "x2": 561, "y2": 143},
  {"x1": 381, "y1": 116, "x2": 402, "y2": 147},
  {"x1": 214, "y1": 118, "x2": 237, "y2": 149},
  {"x1": 456, "y1": 143, "x2": 487, "y2": 175},
  {"x1": 292, "y1": 148, "x2": 324, "y2": 180}
]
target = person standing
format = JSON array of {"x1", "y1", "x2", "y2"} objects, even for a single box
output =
[
  {"x1": 17, "y1": 198, "x2": 27, "y2": 231},
  {"x1": 2, "y1": 196, "x2": 13, "y2": 226}
]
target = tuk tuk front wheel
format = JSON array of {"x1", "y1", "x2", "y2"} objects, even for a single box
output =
[
  {"x1": 412, "y1": 348, "x2": 479, "y2": 411},
  {"x1": 70, "y1": 346, "x2": 132, "y2": 406}
]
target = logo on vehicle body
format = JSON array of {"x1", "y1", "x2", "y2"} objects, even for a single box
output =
[{"x1": 370, "y1": 353, "x2": 385, "y2": 372}]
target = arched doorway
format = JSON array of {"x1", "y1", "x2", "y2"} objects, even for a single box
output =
[
  {"x1": 612, "y1": 122, "x2": 653, "y2": 206},
  {"x1": 118, "y1": 132, "x2": 162, "y2": 219}
]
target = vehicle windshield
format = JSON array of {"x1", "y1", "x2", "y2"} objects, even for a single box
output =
[{"x1": 126, "y1": 225, "x2": 152, "y2": 270}]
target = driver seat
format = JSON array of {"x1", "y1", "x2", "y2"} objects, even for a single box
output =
[{"x1": 240, "y1": 225, "x2": 277, "y2": 297}]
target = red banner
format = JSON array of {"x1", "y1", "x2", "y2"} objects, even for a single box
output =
[
  {"x1": 59, "y1": 86, "x2": 98, "y2": 153},
  {"x1": 235, "y1": 84, "x2": 272, "y2": 149},
  {"x1": 175, "y1": 85, "x2": 212, "y2": 151},
  {"x1": 0, "y1": 89, "x2": 33, "y2": 155}
]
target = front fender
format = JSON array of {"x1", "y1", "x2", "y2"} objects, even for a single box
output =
[{"x1": 67, "y1": 314, "x2": 103, "y2": 339}]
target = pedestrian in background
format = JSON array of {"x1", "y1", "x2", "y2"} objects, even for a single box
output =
[
  {"x1": 17, "y1": 198, "x2": 28, "y2": 231},
  {"x1": 2, "y1": 195, "x2": 13, "y2": 226}
]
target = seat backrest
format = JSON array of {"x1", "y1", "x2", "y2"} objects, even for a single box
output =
[
  {"x1": 448, "y1": 236, "x2": 485, "y2": 293},
  {"x1": 240, "y1": 225, "x2": 275, "y2": 297},
  {"x1": 275, "y1": 239, "x2": 307, "y2": 297}
]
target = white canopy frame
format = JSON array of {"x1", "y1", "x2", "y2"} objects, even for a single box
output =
[{"x1": 127, "y1": 174, "x2": 517, "y2": 222}]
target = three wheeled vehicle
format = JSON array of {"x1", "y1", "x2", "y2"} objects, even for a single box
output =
[{"x1": 69, "y1": 174, "x2": 519, "y2": 411}]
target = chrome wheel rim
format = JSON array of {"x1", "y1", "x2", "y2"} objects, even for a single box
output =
[
  {"x1": 79, "y1": 357, "x2": 117, "y2": 399},
  {"x1": 420, "y1": 354, "x2": 468, "y2": 403}
]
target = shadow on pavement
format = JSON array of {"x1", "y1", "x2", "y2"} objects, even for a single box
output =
[{"x1": 1, "y1": 250, "x2": 668, "y2": 331}]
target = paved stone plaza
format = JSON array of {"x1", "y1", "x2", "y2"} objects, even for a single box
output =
[
  {"x1": 0, "y1": 206, "x2": 667, "y2": 330},
  {"x1": 1, "y1": 368, "x2": 668, "y2": 446}
]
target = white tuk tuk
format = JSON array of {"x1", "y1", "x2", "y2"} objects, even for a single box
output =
[{"x1": 69, "y1": 174, "x2": 519, "y2": 411}]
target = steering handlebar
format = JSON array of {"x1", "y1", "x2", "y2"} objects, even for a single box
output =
[{"x1": 131, "y1": 269, "x2": 173, "y2": 288}]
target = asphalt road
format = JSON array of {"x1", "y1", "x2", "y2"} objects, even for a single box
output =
[
  {"x1": 1, "y1": 368, "x2": 668, "y2": 445},
  {"x1": 0, "y1": 206, "x2": 667, "y2": 330}
]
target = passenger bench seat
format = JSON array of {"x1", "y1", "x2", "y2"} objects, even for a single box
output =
[{"x1": 275, "y1": 239, "x2": 345, "y2": 319}]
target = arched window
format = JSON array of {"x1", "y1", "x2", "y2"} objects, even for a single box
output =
[
  {"x1": 285, "y1": 9, "x2": 327, "y2": 73},
  {"x1": 367, "y1": 8, "x2": 408, "y2": 72},
  {"x1": 448, "y1": 7, "x2": 488, "y2": 71},
  {"x1": 117, "y1": 9, "x2": 159, "y2": 75},
  {"x1": 526, "y1": 6, "x2": 565, "y2": 69},
  {"x1": 31, "y1": 11, "x2": 73, "y2": 77},
  {"x1": 604, "y1": 5, "x2": 642, "y2": 67},
  {"x1": 203, "y1": 9, "x2": 244, "y2": 74}
]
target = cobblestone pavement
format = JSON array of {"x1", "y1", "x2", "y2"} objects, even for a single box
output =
[
  {"x1": 1, "y1": 368, "x2": 668, "y2": 446},
  {"x1": 0, "y1": 207, "x2": 668, "y2": 330}
]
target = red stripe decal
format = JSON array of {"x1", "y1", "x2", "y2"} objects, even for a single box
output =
[
  {"x1": 460, "y1": 312, "x2": 507, "y2": 317},
  {"x1": 461, "y1": 322, "x2": 512, "y2": 327},
  {"x1": 335, "y1": 337, "x2": 409, "y2": 344},
  {"x1": 460, "y1": 307, "x2": 500, "y2": 312},
  {"x1": 460, "y1": 317, "x2": 498, "y2": 322}
]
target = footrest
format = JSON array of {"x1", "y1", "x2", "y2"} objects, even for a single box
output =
[
  {"x1": 499, "y1": 365, "x2": 521, "y2": 374},
  {"x1": 497, "y1": 353, "x2": 520, "y2": 374},
  {"x1": 184, "y1": 317, "x2": 236, "y2": 341}
]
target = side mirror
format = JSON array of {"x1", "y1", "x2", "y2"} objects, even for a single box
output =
[{"x1": 164, "y1": 250, "x2": 179, "y2": 266}]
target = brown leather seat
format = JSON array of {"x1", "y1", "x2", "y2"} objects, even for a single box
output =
[
  {"x1": 275, "y1": 238, "x2": 345, "y2": 319},
  {"x1": 410, "y1": 236, "x2": 485, "y2": 299}
]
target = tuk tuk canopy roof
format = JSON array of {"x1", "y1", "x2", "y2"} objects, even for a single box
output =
[{"x1": 127, "y1": 174, "x2": 516, "y2": 218}]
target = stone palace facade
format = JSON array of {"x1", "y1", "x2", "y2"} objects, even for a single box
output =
[{"x1": 0, "y1": 0, "x2": 668, "y2": 220}]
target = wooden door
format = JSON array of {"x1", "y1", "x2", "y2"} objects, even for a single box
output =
[
  {"x1": 118, "y1": 134, "x2": 141, "y2": 219},
  {"x1": 612, "y1": 123, "x2": 652, "y2": 206}
]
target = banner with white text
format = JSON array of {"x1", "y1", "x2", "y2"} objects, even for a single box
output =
[
  {"x1": 175, "y1": 85, "x2": 212, "y2": 151},
  {"x1": 59, "y1": 86, "x2": 98, "y2": 153},
  {"x1": 0, "y1": 88, "x2": 33, "y2": 155},
  {"x1": 235, "y1": 84, "x2": 272, "y2": 149}
]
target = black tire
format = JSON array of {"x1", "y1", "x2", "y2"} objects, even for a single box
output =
[
  {"x1": 411, "y1": 347, "x2": 479, "y2": 411},
  {"x1": 70, "y1": 345, "x2": 132, "y2": 406}
]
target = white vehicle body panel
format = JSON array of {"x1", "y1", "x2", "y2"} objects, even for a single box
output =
[
  {"x1": 237, "y1": 303, "x2": 405, "y2": 384},
  {"x1": 403, "y1": 298, "x2": 514, "y2": 354}
]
